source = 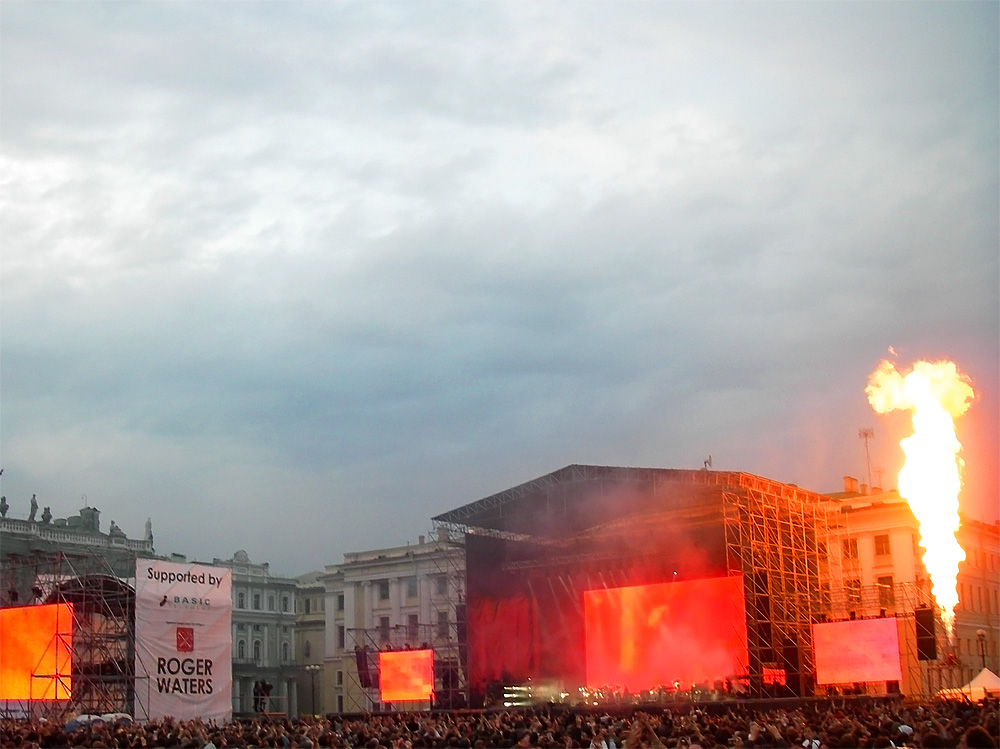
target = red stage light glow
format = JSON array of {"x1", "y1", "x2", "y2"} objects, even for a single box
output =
[
  {"x1": 584, "y1": 575, "x2": 747, "y2": 692},
  {"x1": 378, "y1": 649, "x2": 434, "y2": 702},
  {"x1": 0, "y1": 603, "x2": 74, "y2": 700},
  {"x1": 812, "y1": 618, "x2": 902, "y2": 684}
]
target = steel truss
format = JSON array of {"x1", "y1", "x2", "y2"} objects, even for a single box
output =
[
  {"x1": 422, "y1": 527, "x2": 467, "y2": 709},
  {"x1": 721, "y1": 473, "x2": 829, "y2": 698},
  {"x1": 0, "y1": 548, "x2": 146, "y2": 721}
]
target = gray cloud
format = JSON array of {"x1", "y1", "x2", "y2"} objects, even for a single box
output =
[{"x1": 1, "y1": 1, "x2": 996, "y2": 574}]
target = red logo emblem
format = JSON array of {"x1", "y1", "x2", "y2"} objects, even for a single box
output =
[{"x1": 176, "y1": 627, "x2": 195, "y2": 652}]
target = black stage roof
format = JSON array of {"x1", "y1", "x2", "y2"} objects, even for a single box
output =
[{"x1": 433, "y1": 464, "x2": 827, "y2": 542}]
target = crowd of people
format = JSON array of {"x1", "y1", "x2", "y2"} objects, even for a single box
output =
[{"x1": 1, "y1": 698, "x2": 997, "y2": 749}]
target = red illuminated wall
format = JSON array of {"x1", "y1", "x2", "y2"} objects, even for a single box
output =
[
  {"x1": 584, "y1": 575, "x2": 747, "y2": 692},
  {"x1": 0, "y1": 603, "x2": 74, "y2": 700},
  {"x1": 813, "y1": 618, "x2": 902, "y2": 684},
  {"x1": 467, "y1": 595, "x2": 537, "y2": 691},
  {"x1": 379, "y1": 649, "x2": 434, "y2": 702}
]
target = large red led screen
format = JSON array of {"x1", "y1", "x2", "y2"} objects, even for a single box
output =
[
  {"x1": 584, "y1": 575, "x2": 747, "y2": 692},
  {"x1": 0, "y1": 603, "x2": 74, "y2": 700},
  {"x1": 812, "y1": 618, "x2": 901, "y2": 684},
  {"x1": 379, "y1": 649, "x2": 434, "y2": 702}
]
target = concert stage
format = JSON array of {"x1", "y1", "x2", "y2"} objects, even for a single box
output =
[{"x1": 433, "y1": 465, "x2": 830, "y2": 707}]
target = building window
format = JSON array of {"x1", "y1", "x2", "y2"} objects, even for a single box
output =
[
  {"x1": 238, "y1": 592, "x2": 246, "y2": 609},
  {"x1": 407, "y1": 613, "x2": 419, "y2": 641},
  {"x1": 406, "y1": 577, "x2": 418, "y2": 598},
  {"x1": 874, "y1": 535, "x2": 891, "y2": 557},
  {"x1": 282, "y1": 596, "x2": 290, "y2": 612},
  {"x1": 253, "y1": 640, "x2": 262, "y2": 661},
  {"x1": 337, "y1": 625, "x2": 345, "y2": 649},
  {"x1": 336, "y1": 670, "x2": 343, "y2": 686},
  {"x1": 253, "y1": 593, "x2": 261, "y2": 610},
  {"x1": 305, "y1": 598, "x2": 311, "y2": 614},
  {"x1": 337, "y1": 594, "x2": 345, "y2": 611},
  {"x1": 877, "y1": 575, "x2": 894, "y2": 607},
  {"x1": 436, "y1": 610, "x2": 449, "y2": 640},
  {"x1": 337, "y1": 695, "x2": 344, "y2": 712},
  {"x1": 253, "y1": 624, "x2": 261, "y2": 632},
  {"x1": 435, "y1": 576, "x2": 448, "y2": 596},
  {"x1": 378, "y1": 581, "x2": 390, "y2": 601},
  {"x1": 238, "y1": 640, "x2": 246, "y2": 660},
  {"x1": 379, "y1": 616, "x2": 390, "y2": 642},
  {"x1": 842, "y1": 539, "x2": 859, "y2": 561},
  {"x1": 282, "y1": 641, "x2": 290, "y2": 662},
  {"x1": 304, "y1": 640, "x2": 311, "y2": 658},
  {"x1": 237, "y1": 622, "x2": 246, "y2": 631},
  {"x1": 268, "y1": 595, "x2": 275, "y2": 611}
]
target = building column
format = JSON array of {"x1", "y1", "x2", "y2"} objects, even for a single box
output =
[
  {"x1": 419, "y1": 576, "x2": 431, "y2": 641},
  {"x1": 342, "y1": 586, "x2": 356, "y2": 654},
  {"x1": 390, "y1": 577, "x2": 401, "y2": 628},
  {"x1": 362, "y1": 581, "x2": 372, "y2": 630},
  {"x1": 288, "y1": 678, "x2": 297, "y2": 717}
]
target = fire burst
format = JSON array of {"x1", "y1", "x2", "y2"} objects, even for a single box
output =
[{"x1": 866, "y1": 359, "x2": 974, "y2": 639}]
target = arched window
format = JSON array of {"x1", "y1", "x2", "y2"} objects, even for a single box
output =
[
  {"x1": 303, "y1": 640, "x2": 311, "y2": 658},
  {"x1": 253, "y1": 640, "x2": 262, "y2": 662},
  {"x1": 238, "y1": 640, "x2": 246, "y2": 660}
]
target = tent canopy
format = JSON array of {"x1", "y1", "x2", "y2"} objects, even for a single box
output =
[{"x1": 936, "y1": 668, "x2": 1000, "y2": 701}]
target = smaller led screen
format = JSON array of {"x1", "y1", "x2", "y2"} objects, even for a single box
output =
[
  {"x1": 0, "y1": 603, "x2": 74, "y2": 700},
  {"x1": 813, "y1": 618, "x2": 902, "y2": 684},
  {"x1": 584, "y1": 575, "x2": 747, "y2": 692},
  {"x1": 379, "y1": 649, "x2": 434, "y2": 702}
]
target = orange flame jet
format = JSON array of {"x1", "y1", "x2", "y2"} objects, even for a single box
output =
[{"x1": 866, "y1": 359, "x2": 974, "y2": 640}]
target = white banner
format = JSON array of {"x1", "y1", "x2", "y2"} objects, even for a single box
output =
[{"x1": 135, "y1": 559, "x2": 232, "y2": 722}]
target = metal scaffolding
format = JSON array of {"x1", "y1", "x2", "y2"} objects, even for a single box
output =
[
  {"x1": 342, "y1": 618, "x2": 466, "y2": 711},
  {"x1": 0, "y1": 547, "x2": 147, "y2": 721},
  {"x1": 425, "y1": 528, "x2": 467, "y2": 709},
  {"x1": 719, "y1": 472, "x2": 829, "y2": 698}
]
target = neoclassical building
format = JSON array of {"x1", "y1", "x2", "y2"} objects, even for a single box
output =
[
  {"x1": 822, "y1": 476, "x2": 999, "y2": 695},
  {"x1": 209, "y1": 550, "x2": 300, "y2": 716},
  {"x1": 295, "y1": 570, "x2": 326, "y2": 716},
  {"x1": 320, "y1": 531, "x2": 465, "y2": 713}
]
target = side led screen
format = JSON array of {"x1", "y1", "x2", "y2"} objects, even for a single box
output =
[
  {"x1": 379, "y1": 649, "x2": 434, "y2": 702},
  {"x1": 813, "y1": 618, "x2": 902, "y2": 684},
  {"x1": 0, "y1": 603, "x2": 74, "y2": 700},
  {"x1": 584, "y1": 575, "x2": 747, "y2": 692}
]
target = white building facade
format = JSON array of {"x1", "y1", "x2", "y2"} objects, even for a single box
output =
[
  {"x1": 321, "y1": 531, "x2": 465, "y2": 713},
  {"x1": 211, "y1": 550, "x2": 300, "y2": 716}
]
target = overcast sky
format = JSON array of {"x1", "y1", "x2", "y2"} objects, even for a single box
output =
[{"x1": 1, "y1": 2, "x2": 997, "y2": 576}]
